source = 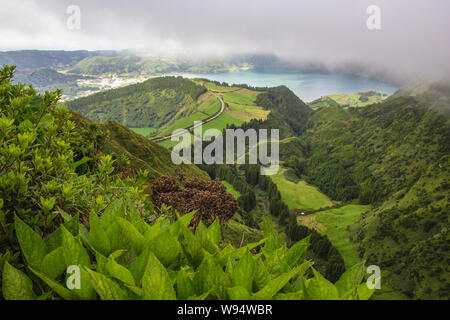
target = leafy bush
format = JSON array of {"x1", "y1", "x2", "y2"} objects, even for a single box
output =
[
  {"x1": 2, "y1": 200, "x2": 374, "y2": 300},
  {"x1": 0, "y1": 65, "x2": 148, "y2": 267}
]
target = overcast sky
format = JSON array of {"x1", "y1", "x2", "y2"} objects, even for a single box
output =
[{"x1": 1, "y1": 0, "x2": 449, "y2": 79}]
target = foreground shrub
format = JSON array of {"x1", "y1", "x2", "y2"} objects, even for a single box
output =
[{"x1": 2, "y1": 199, "x2": 374, "y2": 300}]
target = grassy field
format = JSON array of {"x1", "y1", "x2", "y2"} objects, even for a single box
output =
[
  {"x1": 309, "y1": 91, "x2": 387, "y2": 109},
  {"x1": 297, "y1": 204, "x2": 408, "y2": 299},
  {"x1": 129, "y1": 127, "x2": 156, "y2": 136},
  {"x1": 270, "y1": 167, "x2": 333, "y2": 210},
  {"x1": 309, "y1": 205, "x2": 371, "y2": 268}
]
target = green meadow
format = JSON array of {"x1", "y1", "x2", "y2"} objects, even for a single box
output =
[
  {"x1": 271, "y1": 167, "x2": 333, "y2": 210},
  {"x1": 312, "y1": 204, "x2": 371, "y2": 268},
  {"x1": 129, "y1": 127, "x2": 156, "y2": 136}
]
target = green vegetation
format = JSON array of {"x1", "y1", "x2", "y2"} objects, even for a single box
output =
[
  {"x1": 67, "y1": 77, "x2": 206, "y2": 129},
  {"x1": 0, "y1": 65, "x2": 376, "y2": 301},
  {"x1": 270, "y1": 167, "x2": 333, "y2": 211},
  {"x1": 309, "y1": 91, "x2": 387, "y2": 109},
  {"x1": 129, "y1": 127, "x2": 156, "y2": 137},
  {"x1": 299, "y1": 205, "x2": 371, "y2": 268},
  {"x1": 222, "y1": 181, "x2": 241, "y2": 199}
]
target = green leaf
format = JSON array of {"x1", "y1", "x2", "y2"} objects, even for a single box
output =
[
  {"x1": 2, "y1": 262, "x2": 36, "y2": 300},
  {"x1": 207, "y1": 218, "x2": 221, "y2": 246},
  {"x1": 253, "y1": 259, "x2": 270, "y2": 291},
  {"x1": 30, "y1": 267, "x2": 77, "y2": 300},
  {"x1": 232, "y1": 250, "x2": 255, "y2": 293},
  {"x1": 357, "y1": 282, "x2": 376, "y2": 300},
  {"x1": 194, "y1": 253, "x2": 230, "y2": 300},
  {"x1": 40, "y1": 247, "x2": 65, "y2": 279},
  {"x1": 101, "y1": 199, "x2": 125, "y2": 228},
  {"x1": 176, "y1": 269, "x2": 195, "y2": 300},
  {"x1": 129, "y1": 247, "x2": 152, "y2": 286},
  {"x1": 84, "y1": 268, "x2": 129, "y2": 300},
  {"x1": 141, "y1": 253, "x2": 176, "y2": 300},
  {"x1": 227, "y1": 286, "x2": 251, "y2": 300},
  {"x1": 46, "y1": 213, "x2": 79, "y2": 251},
  {"x1": 147, "y1": 228, "x2": 181, "y2": 268},
  {"x1": 106, "y1": 256, "x2": 135, "y2": 286},
  {"x1": 89, "y1": 211, "x2": 110, "y2": 256},
  {"x1": 179, "y1": 223, "x2": 205, "y2": 269},
  {"x1": 61, "y1": 226, "x2": 90, "y2": 267},
  {"x1": 109, "y1": 218, "x2": 144, "y2": 254},
  {"x1": 286, "y1": 235, "x2": 310, "y2": 268},
  {"x1": 255, "y1": 261, "x2": 310, "y2": 299},
  {"x1": 334, "y1": 261, "x2": 366, "y2": 297},
  {"x1": 262, "y1": 217, "x2": 281, "y2": 251},
  {"x1": 15, "y1": 215, "x2": 48, "y2": 269},
  {"x1": 305, "y1": 268, "x2": 340, "y2": 300}
]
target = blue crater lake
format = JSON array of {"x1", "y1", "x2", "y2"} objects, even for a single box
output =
[{"x1": 180, "y1": 70, "x2": 399, "y2": 102}]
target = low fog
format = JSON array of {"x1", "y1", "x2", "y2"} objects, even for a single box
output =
[{"x1": 1, "y1": 0, "x2": 449, "y2": 81}]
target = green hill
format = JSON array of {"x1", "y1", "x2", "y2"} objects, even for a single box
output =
[
  {"x1": 70, "y1": 112, "x2": 209, "y2": 182},
  {"x1": 296, "y1": 91, "x2": 449, "y2": 299},
  {"x1": 67, "y1": 77, "x2": 207, "y2": 129}
]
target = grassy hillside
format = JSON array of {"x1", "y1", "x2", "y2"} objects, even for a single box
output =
[
  {"x1": 309, "y1": 91, "x2": 387, "y2": 109},
  {"x1": 71, "y1": 112, "x2": 209, "y2": 182},
  {"x1": 295, "y1": 91, "x2": 450, "y2": 299},
  {"x1": 270, "y1": 167, "x2": 333, "y2": 211},
  {"x1": 67, "y1": 76, "x2": 206, "y2": 129}
]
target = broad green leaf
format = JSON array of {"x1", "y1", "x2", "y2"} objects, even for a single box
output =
[
  {"x1": 89, "y1": 211, "x2": 110, "y2": 256},
  {"x1": 305, "y1": 268, "x2": 340, "y2": 300},
  {"x1": 179, "y1": 223, "x2": 205, "y2": 269},
  {"x1": 40, "y1": 247, "x2": 65, "y2": 279},
  {"x1": 30, "y1": 267, "x2": 77, "y2": 300},
  {"x1": 108, "y1": 218, "x2": 144, "y2": 254},
  {"x1": 177, "y1": 210, "x2": 197, "y2": 227},
  {"x1": 15, "y1": 215, "x2": 48, "y2": 269},
  {"x1": 357, "y1": 282, "x2": 376, "y2": 300},
  {"x1": 232, "y1": 250, "x2": 255, "y2": 293},
  {"x1": 334, "y1": 261, "x2": 366, "y2": 297},
  {"x1": 143, "y1": 220, "x2": 163, "y2": 244},
  {"x1": 176, "y1": 269, "x2": 195, "y2": 300},
  {"x1": 46, "y1": 213, "x2": 80, "y2": 251},
  {"x1": 194, "y1": 253, "x2": 230, "y2": 300},
  {"x1": 262, "y1": 217, "x2": 281, "y2": 251},
  {"x1": 207, "y1": 218, "x2": 221, "y2": 246},
  {"x1": 255, "y1": 261, "x2": 310, "y2": 299},
  {"x1": 61, "y1": 226, "x2": 90, "y2": 267},
  {"x1": 147, "y1": 228, "x2": 181, "y2": 268},
  {"x1": 227, "y1": 286, "x2": 251, "y2": 300},
  {"x1": 129, "y1": 247, "x2": 152, "y2": 286},
  {"x1": 101, "y1": 199, "x2": 125, "y2": 228},
  {"x1": 105, "y1": 256, "x2": 135, "y2": 286},
  {"x1": 85, "y1": 268, "x2": 129, "y2": 300},
  {"x1": 141, "y1": 253, "x2": 176, "y2": 300},
  {"x1": 2, "y1": 262, "x2": 36, "y2": 300},
  {"x1": 253, "y1": 259, "x2": 270, "y2": 291},
  {"x1": 286, "y1": 235, "x2": 310, "y2": 268}
]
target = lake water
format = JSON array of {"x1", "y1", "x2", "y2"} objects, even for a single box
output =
[{"x1": 180, "y1": 70, "x2": 399, "y2": 102}]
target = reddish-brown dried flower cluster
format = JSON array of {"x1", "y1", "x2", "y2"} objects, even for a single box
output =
[{"x1": 150, "y1": 176, "x2": 238, "y2": 227}]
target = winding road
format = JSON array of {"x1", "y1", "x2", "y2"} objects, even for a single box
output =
[{"x1": 151, "y1": 95, "x2": 225, "y2": 142}]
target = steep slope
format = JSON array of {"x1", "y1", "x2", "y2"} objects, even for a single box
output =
[
  {"x1": 71, "y1": 112, "x2": 209, "y2": 182},
  {"x1": 67, "y1": 77, "x2": 206, "y2": 128},
  {"x1": 294, "y1": 90, "x2": 449, "y2": 299}
]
